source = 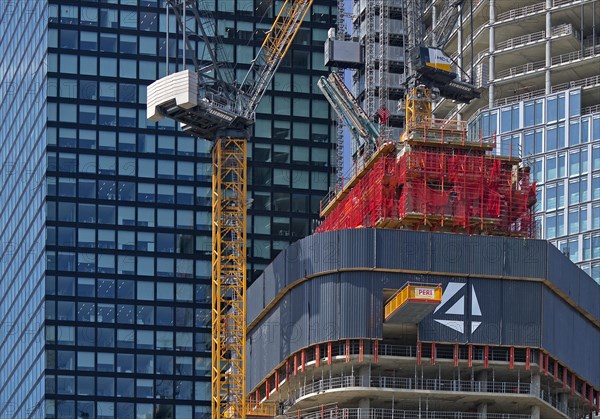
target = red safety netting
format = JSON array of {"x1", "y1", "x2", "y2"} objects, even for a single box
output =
[{"x1": 316, "y1": 148, "x2": 536, "y2": 237}]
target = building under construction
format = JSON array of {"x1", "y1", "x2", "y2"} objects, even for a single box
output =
[
  {"x1": 246, "y1": 229, "x2": 600, "y2": 419},
  {"x1": 317, "y1": 118, "x2": 536, "y2": 237},
  {"x1": 246, "y1": 1, "x2": 599, "y2": 418},
  {"x1": 245, "y1": 83, "x2": 598, "y2": 419}
]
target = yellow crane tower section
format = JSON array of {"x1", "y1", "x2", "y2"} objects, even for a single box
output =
[{"x1": 147, "y1": 2, "x2": 315, "y2": 419}]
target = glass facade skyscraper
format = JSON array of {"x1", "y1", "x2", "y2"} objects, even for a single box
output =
[
  {"x1": 424, "y1": 0, "x2": 600, "y2": 284},
  {"x1": 0, "y1": 1, "x2": 47, "y2": 417},
  {"x1": 469, "y1": 89, "x2": 600, "y2": 284},
  {"x1": 0, "y1": 0, "x2": 337, "y2": 417}
]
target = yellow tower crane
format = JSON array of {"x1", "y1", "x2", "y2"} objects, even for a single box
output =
[{"x1": 146, "y1": 2, "x2": 314, "y2": 419}]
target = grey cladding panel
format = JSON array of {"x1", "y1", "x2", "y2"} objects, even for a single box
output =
[
  {"x1": 286, "y1": 241, "x2": 303, "y2": 287},
  {"x1": 262, "y1": 263, "x2": 278, "y2": 311},
  {"x1": 541, "y1": 287, "x2": 600, "y2": 388},
  {"x1": 470, "y1": 235, "x2": 505, "y2": 277},
  {"x1": 307, "y1": 274, "x2": 340, "y2": 343},
  {"x1": 578, "y1": 269, "x2": 600, "y2": 320},
  {"x1": 546, "y1": 243, "x2": 600, "y2": 320},
  {"x1": 431, "y1": 234, "x2": 472, "y2": 274},
  {"x1": 247, "y1": 274, "x2": 265, "y2": 325},
  {"x1": 271, "y1": 250, "x2": 287, "y2": 292},
  {"x1": 278, "y1": 294, "x2": 292, "y2": 361},
  {"x1": 289, "y1": 284, "x2": 309, "y2": 354},
  {"x1": 339, "y1": 272, "x2": 376, "y2": 339},
  {"x1": 429, "y1": 234, "x2": 507, "y2": 276},
  {"x1": 546, "y1": 244, "x2": 569, "y2": 294},
  {"x1": 247, "y1": 305, "x2": 281, "y2": 393},
  {"x1": 340, "y1": 229, "x2": 374, "y2": 268},
  {"x1": 500, "y1": 280, "x2": 541, "y2": 346},
  {"x1": 375, "y1": 229, "x2": 430, "y2": 271},
  {"x1": 469, "y1": 279, "x2": 502, "y2": 345},
  {"x1": 308, "y1": 231, "x2": 340, "y2": 274},
  {"x1": 502, "y1": 238, "x2": 546, "y2": 278}
]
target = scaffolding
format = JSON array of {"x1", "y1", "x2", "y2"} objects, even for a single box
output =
[{"x1": 317, "y1": 121, "x2": 536, "y2": 237}]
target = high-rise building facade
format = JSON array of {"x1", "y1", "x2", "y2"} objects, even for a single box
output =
[
  {"x1": 424, "y1": 0, "x2": 600, "y2": 282},
  {"x1": 0, "y1": 0, "x2": 337, "y2": 417}
]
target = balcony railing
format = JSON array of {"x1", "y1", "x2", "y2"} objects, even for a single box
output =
[
  {"x1": 294, "y1": 375, "x2": 571, "y2": 417},
  {"x1": 582, "y1": 104, "x2": 600, "y2": 115},
  {"x1": 284, "y1": 406, "x2": 532, "y2": 419},
  {"x1": 496, "y1": 44, "x2": 600, "y2": 79},
  {"x1": 296, "y1": 375, "x2": 535, "y2": 398},
  {"x1": 497, "y1": 1, "x2": 545, "y2": 23},
  {"x1": 492, "y1": 74, "x2": 600, "y2": 107},
  {"x1": 496, "y1": 24, "x2": 575, "y2": 51}
]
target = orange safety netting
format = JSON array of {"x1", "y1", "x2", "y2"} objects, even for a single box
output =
[{"x1": 316, "y1": 149, "x2": 536, "y2": 237}]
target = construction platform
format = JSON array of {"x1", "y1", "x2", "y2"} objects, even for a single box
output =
[
  {"x1": 384, "y1": 283, "x2": 442, "y2": 324},
  {"x1": 317, "y1": 118, "x2": 536, "y2": 237}
]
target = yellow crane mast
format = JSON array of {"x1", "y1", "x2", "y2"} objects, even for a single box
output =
[{"x1": 146, "y1": 2, "x2": 314, "y2": 419}]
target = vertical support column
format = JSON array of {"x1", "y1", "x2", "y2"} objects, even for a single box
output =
[
  {"x1": 545, "y1": 0, "x2": 552, "y2": 94},
  {"x1": 468, "y1": 344, "x2": 473, "y2": 368},
  {"x1": 531, "y1": 406, "x2": 541, "y2": 419},
  {"x1": 294, "y1": 354, "x2": 298, "y2": 376},
  {"x1": 488, "y1": 0, "x2": 496, "y2": 107},
  {"x1": 335, "y1": 0, "x2": 346, "y2": 190},
  {"x1": 531, "y1": 373, "x2": 541, "y2": 397},
  {"x1": 559, "y1": 392, "x2": 569, "y2": 413},
  {"x1": 477, "y1": 403, "x2": 488, "y2": 418},
  {"x1": 453, "y1": 344, "x2": 459, "y2": 368},
  {"x1": 379, "y1": 0, "x2": 390, "y2": 138},
  {"x1": 483, "y1": 345, "x2": 489, "y2": 368},
  {"x1": 212, "y1": 136, "x2": 247, "y2": 419},
  {"x1": 358, "y1": 365, "x2": 371, "y2": 419},
  {"x1": 476, "y1": 370, "x2": 488, "y2": 393},
  {"x1": 509, "y1": 347, "x2": 515, "y2": 369},
  {"x1": 457, "y1": 3, "x2": 463, "y2": 78},
  {"x1": 358, "y1": 398, "x2": 370, "y2": 419}
]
